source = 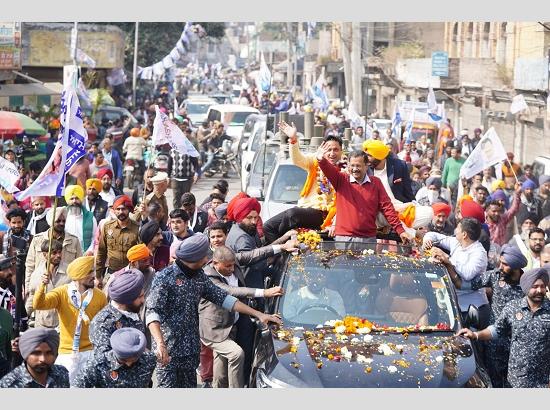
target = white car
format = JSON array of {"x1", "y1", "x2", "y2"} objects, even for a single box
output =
[
  {"x1": 240, "y1": 117, "x2": 274, "y2": 191},
  {"x1": 179, "y1": 97, "x2": 217, "y2": 127},
  {"x1": 205, "y1": 104, "x2": 259, "y2": 140},
  {"x1": 260, "y1": 159, "x2": 308, "y2": 223}
]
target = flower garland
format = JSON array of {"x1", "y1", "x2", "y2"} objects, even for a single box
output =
[{"x1": 296, "y1": 229, "x2": 322, "y2": 251}]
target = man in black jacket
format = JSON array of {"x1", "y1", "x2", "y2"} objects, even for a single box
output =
[
  {"x1": 364, "y1": 139, "x2": 415, "y2": 203},
  {"x1": 168, "y1": 148, "x2": 201, "y2": 209},
  {"x1": 85, "y1": 178, "x2": 109, "y2": 223}
]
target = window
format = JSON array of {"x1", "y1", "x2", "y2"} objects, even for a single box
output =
[{"x1": 9, "y1": 95, "x2": 23, "y2": 108}]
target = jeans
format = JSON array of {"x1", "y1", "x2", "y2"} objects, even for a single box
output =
[{"x1": 201, "y1": 151, "x2": 215, "y2": 173}]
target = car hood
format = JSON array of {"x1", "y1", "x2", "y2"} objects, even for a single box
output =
[
  {"x1": 266, "y1": 329, "x2": 480, "y2": 388},
  {"x1": 227, "y1": 125, "x2": 244, "y2": 138}
]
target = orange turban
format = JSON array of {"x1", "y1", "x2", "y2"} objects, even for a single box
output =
[
  {"x1": 127, "y1": 244, "x2": 151, "y2": 262},
  {"x1": 86, "y1": 178, "x2": 103, "y2": 192},
  {"x1": 112, "y1": 195, "x2": 133, "y2": 211},
  {"x1": 432, "y1": 202, "x2": 452, "y2": 217}
]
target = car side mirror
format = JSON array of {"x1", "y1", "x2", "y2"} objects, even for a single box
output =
[
  {"x1": 464, "y1": 304, "x2": 480, "y2": 330},
  {"x1": 246, "y1": 163, "x2": 252, "y2": 172}
]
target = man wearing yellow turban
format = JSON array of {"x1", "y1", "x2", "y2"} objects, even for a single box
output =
[
  {"x1": 33, "y1": 255, "x2": 107, "y2": 385},
  {"x1": 64, "y1": 185, "x2": 98, "y2": 255},
  {"x1": 84, "y1": 179, "x2": 108, "y2": 222}
]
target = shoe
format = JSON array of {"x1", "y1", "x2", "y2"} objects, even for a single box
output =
[{"x1": 201, "y1": 381, "x2": 212, "y2": 388}]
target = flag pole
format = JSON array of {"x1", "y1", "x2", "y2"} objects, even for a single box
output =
[{"x1": 506, "y1": 158, "x2": 519, "y2": 183}]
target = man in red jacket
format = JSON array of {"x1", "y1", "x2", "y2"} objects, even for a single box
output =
[{"x1": 317, "y1": 143, "x2": 411, "y2": 244}]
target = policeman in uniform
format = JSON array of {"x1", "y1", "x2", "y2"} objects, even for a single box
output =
[
  {"x1": 73, "y1": 328, "x2": 156, "y2": 388},
  {"x1": 90, "y1": 269, "x2": 146, "y2": 354},
  {"x1": 142, "y1": 172, "x2": 170, "y2": 227},
  {"x1": 145, "y1": 233, "x2": 282, "y2": 388},
  {"x1": 96, "y1": 195, "x2": 140, "y2": 286},
  {"x1": 459, "y1": 267, "x2": 550, "y2": 388},
  {"x1": 449, "y1": 244, "x2": 527, "y2": 387},
  {"x1": 0, "y1": 328, "x2": 69, "y2": 388}
]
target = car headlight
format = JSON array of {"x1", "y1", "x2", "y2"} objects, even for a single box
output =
[{"x1": 256, "y1": 368, "x2": 291, "y2": 388}]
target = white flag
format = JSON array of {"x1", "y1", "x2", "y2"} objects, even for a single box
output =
[
  {"x1": 510, "y1": 94, "x2": 528, "y2": 114},
  {"x1": 76, "y1": 48, "x2": 96, "y2": 69},
  {"x1": 257, "y1": 52, "x2": 272, "y2": 93},
  {"x1": 241, "y1": 75, "x2": 249, "y2": 90},
  {"x1": 152, "y1": 105, "x2": 200, "y2": 157},
  {"x1": 0, "y1": 156, "x2": 20, "y2": 193},
  {"x1": 459, "y1": 127, "x2": 507, "y2": 180},
  {"x1": 15, "y1": 87, "x2": 88, "y2": 200},
  {"x1": 427, "y1": 86, "x2": 437, "y2": 113},
  {"x1": 346, "y1": 100, "x2": 365, "y2": 129}
]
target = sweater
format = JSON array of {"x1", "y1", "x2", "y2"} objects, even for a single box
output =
[
  {"x1": 442, "y1": 157, "x2": 465, "y2": 187},
  {"x1": 318, "y1": 157, "x2": 405, "y2": 238},
  {"x1": 33, "y1": 283, "x2": 107, "y2": 354}
]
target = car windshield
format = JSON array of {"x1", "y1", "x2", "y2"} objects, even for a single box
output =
[
  {"x1": 186, "y1": 103, "x2": 212, "y2": 114},
  {"x1": 250, "y1": 126, "x2": 265, "y2": 152},
  {"x1": 279, "y1": 245, "x2": 458, "y2": 331},
  {"x1": 269, "y1": 165, "x2": 307, "y2": 204},
  {"x1": 249, "y1": 145, "x2": 279, "y2": 186},
  {"x1": 227, "y1": 112, "x2": 254, "y2": 126}
]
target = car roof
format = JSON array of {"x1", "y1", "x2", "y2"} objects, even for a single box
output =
[{"x1": 208, "y1": 104, "x2": 259, "y2": 113}]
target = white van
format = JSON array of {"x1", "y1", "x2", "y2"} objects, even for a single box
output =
[
  {"x1": 532, "y1": 156, "x2": 550, "y2": 180},
  {"x1": 205, "y1": 104, "x2": 259, "y2": 140}
]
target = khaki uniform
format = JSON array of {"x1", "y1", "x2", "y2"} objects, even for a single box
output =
[
  {"x1": 96, "y1": 219, "x2": 140, "y2": 278},
  {"x1": 25, "y1": 230, "x2": 82, "y2": 294}
]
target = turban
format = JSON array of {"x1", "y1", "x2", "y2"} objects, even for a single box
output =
[
  {"x1": 519, "y1": 267, "x2": 549, "y2": 295},
  {"x1": 425, "y1": 177, "x2": 442, "y2": 190},
  {"x1": 130, "y1": 128, "x2": 140, "y2": 137},
  {"x1": 140, "y1": 221, "x2": 160, "y2": 245},
  {"x1": 97, "y1": 168, "x2": 113, "y2": 180},
  {"x1": 539, "y1": 175, "x2": 550, "y2": 186},
  {"x1": 521, "y1": 179, "x2": 536, "y2": 191},
  {"x1": 215, "y1": 203, "x2": 228, "y2": 220},
  {"x1": 113, "y1": 195, "x2": 133, "y2": 211},
  {"x1": 474, "y1": 128, "x2": 482, "y2": 133},
  {"x1": 518, "y1": 211, "x2": 540, "y2": 227},
  {"x1": 363, "y1": 139, "x2": 390, "y2": 161},
  {"x1": 227, "y1": 192, "x2": 248, "y2": 222},
  {"x1": 176, "y1": 233, "x2": 209, "y2": 262},
  {"x1": 46, "y1": 206, "x2": 66, "y2": 226},
  {"x1": 418, "y1": 166, "x2": 431, "y2": 175},
  {"x1": 232, "y1": 197, "x2": 261, "y2": 223},
  {"x1": 500, "y1": 244, "x2": 528, "y2": 270},
  {"x1": 64, "y1": 185, "x2": 84, "y2": 204},
  {"x1": 412, "y1": 205, "x2": 433, "y2": 229},
  {"x1": 127, "y1": 244, "x2": 151, "y2": 262},
  {"x1": 432, "y1": 202, "x2": 452, "y2": 217},
  {"x1": 86, "y1": 178, "x2": 103, "y2": 192},
  {"x1": 109, "y1": 268, "x2": 144, "y2": 305},
  {"x1": 110, "y1": 328, "x2": 147, "y2": 360},
  {"x1": 67, "y1": 256, "x2": 95, "y2": 281},
  {"x1": 491, "y1": 189, "x2": 509, "y2": 204},
  {"x1": 19, "y1": 328, "x2": 60, "y2": 361},
  {"x1": 492, "y1": 180, "x2": 506, "y2": 192},
  {"x1": 460, "y1": 200, "x2": 485, "y2": 224}
]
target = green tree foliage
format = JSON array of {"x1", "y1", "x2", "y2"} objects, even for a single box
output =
[{"x1": 100, "y1": 22, "x2": 226, "y2": 70}]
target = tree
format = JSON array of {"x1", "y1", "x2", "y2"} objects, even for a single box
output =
[{"x1": 101, "y1": 22, "x2": 226, "y2": 71}]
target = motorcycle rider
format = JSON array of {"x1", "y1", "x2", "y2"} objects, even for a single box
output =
[
  {"x1": 122, "y1": 128, "x2": 148, "y2": 188},
  {"x1": 201, "y1": 122, "x2": 232, "y2": 176}
]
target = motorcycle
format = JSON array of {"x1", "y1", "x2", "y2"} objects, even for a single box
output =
[{"x1": 204, "y1": 140, "x2": 240, "y2": 178}]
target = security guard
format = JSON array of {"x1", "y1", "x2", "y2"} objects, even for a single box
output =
[
  {"x1": 73, "y1": 328, "x2": 156, "y2": 388},
  {"x1": 96, "y1": 195, "x2": 140, "y2": 285},
  {"x1": 449, "y1": 244, "x2": 527, "y2": 387},
  {"x1": 90, "y1": 269, "x2": 146, "y2": 354},
  {"x1": 459, "y1": 267, "x2": 550, "y2": 388}
]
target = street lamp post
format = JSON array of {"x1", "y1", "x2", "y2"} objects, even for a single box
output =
[{"x1": 132, "y1": 22, "x2": 139, "y2": 108}]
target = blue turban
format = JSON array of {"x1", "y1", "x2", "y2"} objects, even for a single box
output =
[
  {"x1": 109, "y1": 268, "x2": 144, "y2": 305},
  {"x1": 519, "y1": 267, "x2": 549, "y2": 295},
  {"x1": 522, "y1": 179, "x2": 536, "y2": 191},
  {"x1": 19, "y1": 328, "x2": 60, "y2": 361},
  {"x1": 425, "y1": 177, "x2": 442, "y2": 190},
  {"x1": 175, "y1": 232, "x2": 209, "y2": 262},
  {"x1": 500, "y1": 244, "x2": 528, "y2": 270},
  {"x1": 110, "y1": 328, "x2": 147, "y2": 360},
  {"x1": 539, "y1": 175, "x2": 550, "y2": 186}
]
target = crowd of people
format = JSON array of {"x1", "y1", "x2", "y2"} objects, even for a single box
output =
[{"x1": 1, "y1": 79, "x2": 550, "y2": 389}]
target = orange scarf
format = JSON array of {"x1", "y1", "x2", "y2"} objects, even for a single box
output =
[{"x1": 300, "y1": 160, "x2": 337, "y2": 229}]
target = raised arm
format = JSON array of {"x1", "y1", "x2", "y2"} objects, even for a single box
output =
[{"x1": 281, "y1": 121, "x2": 314, "y2": 171}]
